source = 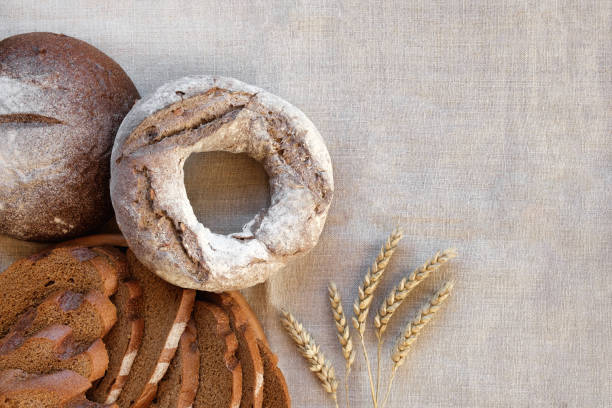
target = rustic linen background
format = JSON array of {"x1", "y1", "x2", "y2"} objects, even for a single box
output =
[{"x1": 1, "y1": 1, "x2": 610, "y2": 406}]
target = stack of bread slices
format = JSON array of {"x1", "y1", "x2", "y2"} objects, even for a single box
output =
[{"x1": 0, "y1": 243, "x2": 290, "y2": 408}]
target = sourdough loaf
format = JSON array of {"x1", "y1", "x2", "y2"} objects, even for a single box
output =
[
  {"x1": 0, "y1": 32, "x2": 140, "y2": 242},
  {"x1": 0, "y1": 246, "x2": 119, "y2": 337},
  {"x1": 1, "y1": 290, "x2": 116, "y2": 345},
  {"x1": 151, "y1": 319, "x2": 199, "y2": 408},
  {"x1": 193, "y1": 301, "x2": 242, "y2": 408},
  {"x1": 0, "y1": 324, "x2": 108, "y2": 381},
  {"x1": 115, "y1": 251, "x2": 195, "y2": 408},
  {"x1": 89, "y1": 280, "x2": 144, "y2": 404},
  {"x1": 111, "y1": 76, "x2": 334, "y2": 292}
]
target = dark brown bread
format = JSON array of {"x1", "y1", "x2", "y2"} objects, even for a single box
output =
[
  {"x1": 223, "y1": 292, "x2": 290, "y2": 408},
  {"x1": 258, "y1": 340, "x2": 291, "y2": 408},
  {"x1": 88, "y1": 280, "x2": 144, "y2": 405},
  {"x1": 56, "y1": 235, "x2": 128, "y2": 251},
  {"x1": 151, "y1": 319, "x2": 199, "y2": 408},
  {"x1": 0, "y1": 289, "x2": 116, "y2": 348},
  {"x1": 193, "y1": 301, "x2": 242, "y2": 408},
  {"x1": 203, "y1": 292, "x2": 265, "y2": 408},
  {"x1": 64, "y1": 400, "x2": 118, "y2": 408},
  {"x1": 0, "y1": 324, "x2": 108, "y2": 381},
  {"x1": 116, "y1": 251, "x2": 195, "y2": 408},
  {"x1": 0, "y1": 246, "x2": 119, "y2": 337},
  {"x1": 0, "y1": 32, "x2": 140, "y2": 242},
  {"x1": 0, "y1": 369, "x2": 91, "y2": 407},
  {"x1": 91, "y1": 247, "x2": 129, "y2": 280}
]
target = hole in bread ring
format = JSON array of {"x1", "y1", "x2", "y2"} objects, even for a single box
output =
[{"x1": 111, "y1": 76, "x2": 334, "y2": 292}]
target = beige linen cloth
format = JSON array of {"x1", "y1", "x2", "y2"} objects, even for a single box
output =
[{"x1": 0, "y1": 1, "x2": 610, "y2": 406}]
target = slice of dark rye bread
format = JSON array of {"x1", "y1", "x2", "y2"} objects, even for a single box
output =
[
  {"x1": 1, "y1": 290, "x2": 116, "y2": 345},
  {"x1": 193, "y1": 301, "x2": 242, "y2": 408},
  {"x1": 223, "y1": 292, "x2": 291, "y2": 408},
  {"x1": 257, "y1": 341, "x2": 291, "y2": 408},
  {"x1": 89, "y1": 280, "x2": 144, "y2": 405},
  {"x1": 151, "y1": 319, "x2": 199, "y2": 408},
  {"x1": 0, "y1": 324, "x2": 108, "y2": 382},
  {"x1": 0, "y1": 369, "x2": 118, "y2": 408},
  {"x1": 202, "y1": 292, "x2": 265, "y2": 408},
  {"x1": 0, "y1": 246, "x2": 119, "y2": 337},
  {"x1": 115, "y1": 251, "x2": 195, "y2": 408}
]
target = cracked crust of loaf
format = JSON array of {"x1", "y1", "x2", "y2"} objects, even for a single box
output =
[
  {"x1": 0, "y1": 32, "x2": 139, "y2": 242},
  {"x1": 111, "y1": 75, "x2": 334, "y2": 292}
]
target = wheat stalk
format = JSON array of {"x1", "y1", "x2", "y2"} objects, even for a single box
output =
[
  {"x1": 329, "y1": 282, "x2": 355, "y2": 408},
  {"x1": 352, "y1": 228, "x2": 403, "y2": 337},
  {"x1": 374, "y1": 248, "x2": 457, "y2": 339},
  {"x1": 381, "y1": 281, "x2": 454, "y2": 408},
  {"x1": 281, "y1": 310, "x2": 339, "y2": 408},
  {"x1": 373, "y1": 248, "x2": 457, "y2": 398},
  {"x1": 352, "y1": 228, "x2": 403, "y2": 407}
]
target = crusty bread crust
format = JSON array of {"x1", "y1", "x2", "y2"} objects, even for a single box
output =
[
  {"x1": 176, "y1": 319, "x2": 200, "y2": 408},
  {"x1": 56, "y1": 234, "x2": 129, "y2": 249},
  {"x1": 111, "y1": 76, "x2": 334, "y2": 292},
  {"x1": 0, "y1": 32, "x2": 139, "y2": 242}
]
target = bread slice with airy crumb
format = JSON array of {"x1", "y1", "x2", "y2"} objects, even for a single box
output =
[
  {"x1": 88, "y1": 279, "x2": 144, "y2": 405},
  {"x1": 115, "y1": 251, "x2": 195, "y2": 408},
  {"x1": 0, "y1": 369, "x2": 117, "y2": 408},
  {"x1": 258, "y1": 340, "x2": 291, "y2": 408},
  {"x1": 0, "y1": 324, "x2": 108, "y2": 381},
  {"x1": 203, "y1": 292, "x2": 265, "y2": 408},
  {"x1": 1, "y1": 290, "x2": 116, "y2": 345},
  {"x1": 223, "y1": 291, "x2": 291, "y2": 408},
  {"x1": 0, "y1": 246, "x2": 120, "y2": 337},
  {"x1": 193, "y1": 301, "x2": 242, "y2": 408},
  {"x1": 151, "y1": 319, "x2": 199, "y2": 408},
  {"x1": 0, "y1": 369, "x2": 91, "y2": 407}
]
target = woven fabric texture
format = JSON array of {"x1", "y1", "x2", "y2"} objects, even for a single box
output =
[{"x1": 1, "y1": 1, "x2": 610, "y2": 406}]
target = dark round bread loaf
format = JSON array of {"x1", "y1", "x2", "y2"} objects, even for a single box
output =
[{"x1": 0, "y1": 32, "x2": 139, "y2": 241}]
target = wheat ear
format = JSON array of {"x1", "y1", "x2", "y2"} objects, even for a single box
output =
[
  {"x1": 352, "y1": 228, "x2": 403, "y2": 408},
  {"x1": 381, "y1": 281, "x2": 454, "y2": 408},
  {"x1": 373, "y1": 248, "x2": 457, "y2": 398},
  {"x1": 374, "y1": 248, "x2": 457, "y2": 339},
  {"x1": 329, "y1": 282, "x2": 355, "y2": 408},
  {"x1": 281, "y1": 310, "x2": 339, "y2": 408}
]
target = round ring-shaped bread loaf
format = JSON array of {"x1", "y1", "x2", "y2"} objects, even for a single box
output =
[
  {"x1": 111, "y1": 76, "x2": 333, "y2": 291},
  {"x1": 0, "y1": 32, "x2": 139, "y2": 241}
]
